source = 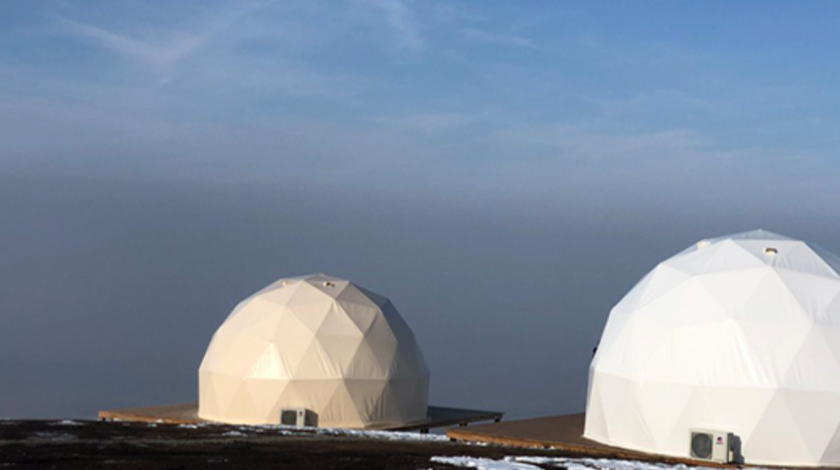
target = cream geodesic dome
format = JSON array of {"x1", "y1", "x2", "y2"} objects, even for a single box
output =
[
  {"x1": 198, "y1": 274, "x2": 430, "y2": 429},
  {"x1": 585, "y1": 230, "x2": 840, "y2": 466}
]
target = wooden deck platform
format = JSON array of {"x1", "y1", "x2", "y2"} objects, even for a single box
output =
[
  {"x1": 98, "y1": 403, "x2": 202, "y2": 425},
  {"x1": 98, "y1": 403, "x2": 503, "y2": 432},
  {"x1": 447, "y1": 413, "x2": 742, "y2": 468}
]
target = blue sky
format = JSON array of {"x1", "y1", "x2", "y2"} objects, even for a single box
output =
[
  {"x1": 3, "y1": 1, "x2": 840, "y2": 210},
  {"x1": 4, "y1": 1, "x2": 840, "y2": 419}
]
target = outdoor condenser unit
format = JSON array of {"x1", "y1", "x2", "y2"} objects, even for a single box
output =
[
  {"x1": 690, "y1": 429, "x2": 733, "y2": 463},
  {"x1": 280, "y1": 408, "x2": 309, "y2": 427}
]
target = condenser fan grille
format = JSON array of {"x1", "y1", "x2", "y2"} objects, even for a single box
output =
[
  {"x1": 281, "y1": 410, "x2": 298, "y2": 426},
  {"x1": 691, "y1": 432, "x2": 713, "y2": 459}
]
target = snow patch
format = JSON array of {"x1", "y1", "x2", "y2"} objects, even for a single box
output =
[
  {"x1": 225, "y1": 423, "x2": 448, "y2": 441},
  {"x1": 432, "y1": 456, "x2": 792, "y2": 470},
  {"x1": 431, "y1": 456, "x2": 541, "y2": 470},
  {"x1": 30, "y1": 432, "x2": 77, "y2": 442},
  {"x1": 170, "y1": 421, "x2": 446, "y2": 442},
  {"x1": 311, "y1": 426, "x2": 448, "y2": 441}
]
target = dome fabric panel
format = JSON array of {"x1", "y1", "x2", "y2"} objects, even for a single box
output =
[
  {"x1": 585, "y1": 230, "x2": 840, "y2": 466},
  {"x1": 198, "y1": 274, "x2": 429, "y2": 429}
]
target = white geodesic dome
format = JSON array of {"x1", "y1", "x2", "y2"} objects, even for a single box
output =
[
  {"x1": 585, "y1": 230, "x2": 840, "y2": 467},
  {"x1": 198, "y1": 274, "x2": 430, "y2": 429}
]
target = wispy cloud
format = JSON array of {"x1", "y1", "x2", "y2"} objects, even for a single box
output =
[
  {"x1": 458, "y1": 28, "x2": 535, "y2": 49},
  {"x1": 42, "y1": 3, "x2": 374, "y2": 102},
  {"x1": 53, "y1": 7, "x2": 251, "y2": 83},
  {"x1": 354, "y1": 0, "x2": 424, "y2": 52}
]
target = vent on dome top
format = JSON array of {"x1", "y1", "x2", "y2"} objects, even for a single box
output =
[
  {"x1": 690, "y1": 429, "x2": 732, "y2": 463},
  {"x1": 765, "y1": 247, "x2": 778, "y2": 255},
  {"x1": 323, "y1": 281, "x2": 336, "y2": 288}
]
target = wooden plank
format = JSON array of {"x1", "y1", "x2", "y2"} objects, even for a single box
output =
[
  {"x1": 447, "y1": 414, "x2": 607, "y2": 452},
  {"x1": 447, "y1": 413, "x2": 722, "y2": 466},
  {"x1": 99, "y1": 403, "x2": 503, "y2": 431},
  {"x1": 391, "y1": 406, "x2": 504, "y2": 431},
  {"x1": 98, "y1": 403, "x2": 203, "y2": 424}
]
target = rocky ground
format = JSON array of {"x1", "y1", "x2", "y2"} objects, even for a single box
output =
[{"x1": 0, "y1": 419, "x2": 584, "y2": 470}]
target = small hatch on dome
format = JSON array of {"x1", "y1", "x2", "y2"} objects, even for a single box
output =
[
  {"x1": 323, "y1": 281, "x2": 336, "y2": 288},
  {"x1": 765, "y1": 247, "x2": 778, "y2": 256}
]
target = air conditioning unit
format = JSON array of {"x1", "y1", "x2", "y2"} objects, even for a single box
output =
[
  {"x1": 690, "y1": 429, "x2": 733, "y2": 463},
  {"x1": 280, "y1": 408, "x2": 309, "y2": 427}
]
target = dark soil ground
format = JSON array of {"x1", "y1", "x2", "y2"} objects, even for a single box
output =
[{"x1": 0, "y1": 420, "x2": 582, "y2": 470}]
